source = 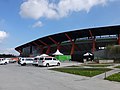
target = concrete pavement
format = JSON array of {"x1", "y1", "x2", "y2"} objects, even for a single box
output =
[
  {"x1": 0, "y1": 63, "x2": 120, "y2": 90},
  {"x1": 91, "y1": 64, "x2": 120, "y2": 79},
  {"x1": 92, "y1": 68, "x2": 120, "y2": 79}
]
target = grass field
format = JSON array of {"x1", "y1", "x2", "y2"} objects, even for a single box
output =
[
  {"x1": 51, "y1": 68, "x2": 111, "y2": 77},
  {"x1": 105, "y1": 72, "x2": 120, "y2": 82}
]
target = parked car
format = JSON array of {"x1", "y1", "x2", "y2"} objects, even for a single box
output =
[
  {"x1": 33, "y1": 56, "x2": 60, "y2": 67},
  {"x1": 19, "y1": 57, "x2": 34, "y2": 66},
  {"x1": 9, "y1": 59, "x2": 16, "y2": 63},
  {"x1": 0, "y1": 58, "x2": 9, "y2": 65}
]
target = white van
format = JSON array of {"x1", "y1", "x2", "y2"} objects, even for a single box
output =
[
  {"x1": 0, "y1": 58, "x2": 9, "y2": 65},
  {"x1": 19, "y1": 57, "x2": 34, "y2": 66},
  {"x1": 33, "y1": 57, "x2": 60, "y2": 67}
]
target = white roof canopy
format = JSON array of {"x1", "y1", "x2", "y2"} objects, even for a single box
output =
[
  {"x1": 83, "y1": 52, "x2": 93, "y2": 56},
  {"x1": 35, "y1": 54, "x2": 49, "y2": 58},
  {"x1": 52, "y1": 49, "x2": 63, "y2": 55}
]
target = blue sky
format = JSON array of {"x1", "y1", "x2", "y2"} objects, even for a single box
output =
[{"x1": 0, "y1": 0, "x2": 120, "y2": 55}]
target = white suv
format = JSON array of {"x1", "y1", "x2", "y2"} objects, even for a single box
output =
[
  {"x1": 33, "y1": 57, "x2": 60, "y2": 67},
  {"x1": 0, "y1": 58, "x2": 9, "y2": 65},
  {"x1": 19, "y1": 57, "x2": 34, "y2": 66}
]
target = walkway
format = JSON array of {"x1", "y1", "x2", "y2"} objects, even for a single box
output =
[{"x1": 92, "y1": 64, "x2": 120, "y2": 79}]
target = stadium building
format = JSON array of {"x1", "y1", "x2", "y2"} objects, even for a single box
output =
[{"x1": 15, "y1": 25, "x2": 120, "y2": 62}]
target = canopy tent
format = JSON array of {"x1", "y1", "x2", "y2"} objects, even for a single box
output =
[
  {"x1": 83, "y1": 52, "x2": 93, "y2": 56},
  {"x1": 35, "y1": 54, "x2": 49, "y2": 58},
  {"x1": 52, "y1": 49, "x2": 63, "y2": 55},
  {"x1": 83, "y1": 52, "x2": 94, "y2": 61}
]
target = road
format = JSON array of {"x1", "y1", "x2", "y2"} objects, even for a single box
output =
[{"x1": 0, "y1": 63, "x2": 120, "y2": 90}]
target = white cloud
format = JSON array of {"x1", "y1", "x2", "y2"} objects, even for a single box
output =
[
  {"x1": 57, "y1": 0, "x2": 108, "y2": 17},
  {"x1": 32, "y1": 21, "x2": 43, "y2": 28},
  {"x1": 0, "y1": 48, "x2": 19, "y2": 55},
  {"x1": 0, "y1": 31, "x2": 8, "y2": 42},
  {"x1": 19, "y1": 0, "x2": 58, "y2": 19},
  {"x1": 19, "y1": 0, "x2": 110, "y2": 20}
]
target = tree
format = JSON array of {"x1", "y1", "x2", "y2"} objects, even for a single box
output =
[
  {"x1": 0, "y1": 54, "x2": 16, "y2": 58},
  {"x1": 105, "y1": 45, "x2": 120, "y2": 61}
]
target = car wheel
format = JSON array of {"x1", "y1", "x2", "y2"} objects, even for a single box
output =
[
  {"x1": 57, "y1": 63, "x2": 60, "y2": 66},
  {"x1": 4, "y1": 62, "x2": 7, "y2": 65},
  {"x1": 35, "y1": 64, "x2": 38, "y2": 67},
  {"x1": 21, "y1": 63, "x2": 26, "y2": 66},
  {"x1": 21, "y1": 64, "x2": 24, "y2": 66},
  {"x1": 46, "y1": 63, "x2": 49, "y2": 67}
]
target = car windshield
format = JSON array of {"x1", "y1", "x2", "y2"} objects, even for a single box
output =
[
  {"x1": 40, "y1": 58, "x2": 43, "y2": 60},
  {"x1": 34, "y1": 58, "x2": 39, "y2": 60},
  {"x1": 26, "y1": 59, "x2": 33, "y2": 61},
  {"x1": 45, "y1": 58, "x2": 52, "y2": 60},
  {"x1": 53, "y1": 58, "x2": 57, "y2": 60}
]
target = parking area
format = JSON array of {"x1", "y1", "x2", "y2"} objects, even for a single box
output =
[{"x1": 0, "y1": 63, "x2": 120, "y2": 90}]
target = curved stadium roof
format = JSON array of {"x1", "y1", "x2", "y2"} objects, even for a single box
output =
[{"x1": 15, "y1": 25, "x2": 120, "y2": 51}]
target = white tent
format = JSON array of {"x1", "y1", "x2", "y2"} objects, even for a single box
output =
[
  {"x1": 35, "y1": 54, "x2": 49, "y2": 58},
  {"x1": 40, "y1": 54, "x2": 49, "y2": 57},
  {"x1": 52, "y1": 49, "x2": 63, "y2": 55},
  {"x1": 83, "y1": 52, "x2": 93, "y2": 56}
]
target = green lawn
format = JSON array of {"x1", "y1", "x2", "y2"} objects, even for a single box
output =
[
  {"x1": 114, "y1": 65, "x2": 120, "y2": 68},
  {"x1": 84, "y1": 64, "x2": 112, "y2": 67},
  {"x1": 105, "y1": 72, "x2": 120, "y2": 82},
  {"x1": 51, "y1": 68, "x2": 111, "y2": 77}
]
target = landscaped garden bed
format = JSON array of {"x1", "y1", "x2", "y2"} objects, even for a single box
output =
[
  {"x1": 51, "y1": 68, "x2": 111, "y2": 77},
  {"x1": 83, "y1": 64, "x2": 112, "y2": 67},
  {"x1": 114, "y1": 65, "x2": 120, "y2": 68},
  {"x1": 105, "y1": 72, "x2": 120, "y2": 82}
]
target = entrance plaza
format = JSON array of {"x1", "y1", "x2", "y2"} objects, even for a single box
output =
[{"x1": 0, "y1": 62, "x2": 120, "y2": 90}]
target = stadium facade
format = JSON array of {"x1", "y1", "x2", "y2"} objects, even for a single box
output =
[{"x1": 15, "y1": 25, "x2": 120, "y2": 62}]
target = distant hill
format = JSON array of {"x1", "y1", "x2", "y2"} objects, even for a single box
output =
[{"x1": 0, "y1": 54, "x2": 17, "y2": 58}]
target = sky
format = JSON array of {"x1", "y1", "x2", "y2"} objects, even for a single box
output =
[{"x1": 0, "y1": 0, "x2": 120, "y2": 55}]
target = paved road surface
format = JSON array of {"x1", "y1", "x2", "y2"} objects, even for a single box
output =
[{"x1": 0, "y1": 63, "x2": 120, "y2": 90}]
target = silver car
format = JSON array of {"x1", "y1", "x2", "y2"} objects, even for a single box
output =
[
  {"x1": 19, "y1": 57, "x2": 34, "y2": 66},
  {"x1": 33, "y1": 57, "x2": 60, "y2": 67}
]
